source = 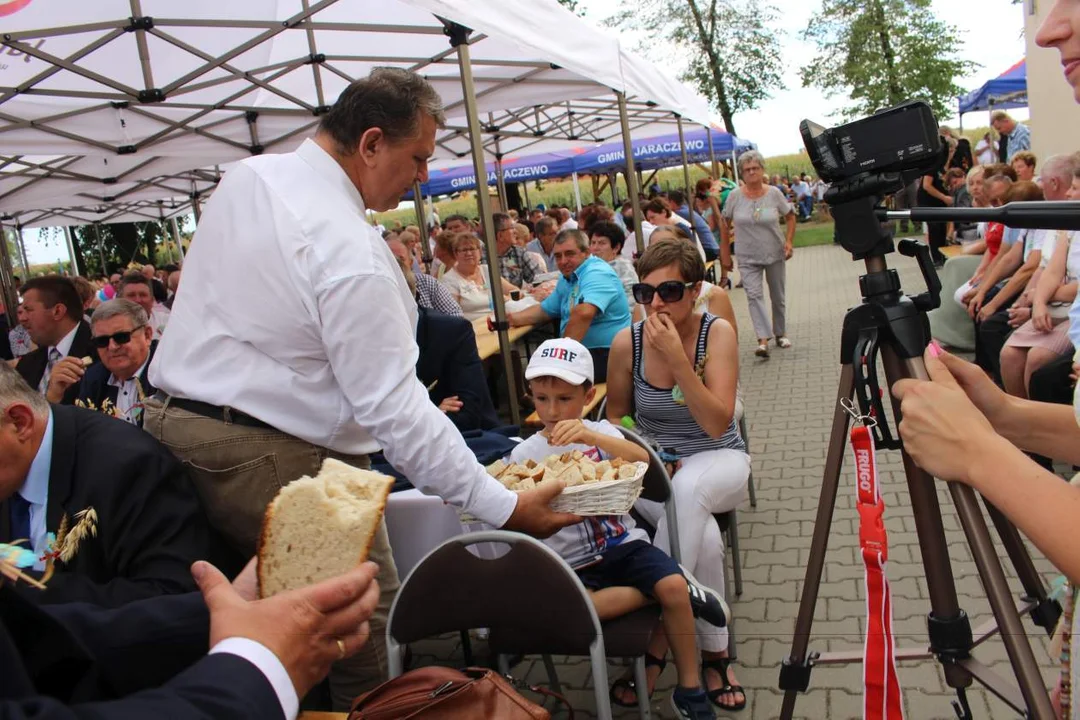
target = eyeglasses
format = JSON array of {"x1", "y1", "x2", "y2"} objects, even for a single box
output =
[
  {"x1": 91, "y1": 325, "x2": 145, "y2": 348},
  {"x1": 457, "y1": 246, "x2": 481, "y2": 254},
  {"x1": 632, "y1": 281, "x2": 695, "y2": 304}
]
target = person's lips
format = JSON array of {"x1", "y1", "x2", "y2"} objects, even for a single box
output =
[{"x1": 1065, "y1": 58, "x2": 1080, "y2": 79}]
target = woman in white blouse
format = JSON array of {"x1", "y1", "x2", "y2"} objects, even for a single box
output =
[{"x1": 439, "y1": 233, "x2": 517, "y2": 320}]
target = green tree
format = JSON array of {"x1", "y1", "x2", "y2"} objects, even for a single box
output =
[
  {"x1": 611, "y1": 0, "x2": 784, "y2": 137},
  {"x1": 555, "y1": 0, "x2": 583, "y2": 15},
  {"x1": 801, "y1": 0, "x2": 976, "y2": 121}
]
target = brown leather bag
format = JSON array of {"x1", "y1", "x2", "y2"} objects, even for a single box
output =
[{"x1": 348, "y1": 666, "x2": 572, "y2": 720}]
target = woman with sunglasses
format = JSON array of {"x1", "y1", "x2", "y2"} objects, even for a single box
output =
[
  {"x1": 721, "y1": 150, "x2": 797, "y2": 358},
  {"x1": 606, "y1": 239, "x2": 750, "y2": 712}
]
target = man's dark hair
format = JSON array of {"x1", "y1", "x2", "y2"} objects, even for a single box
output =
[
  {"x1": 643, "y1": 198, "x2": 669, "y2": 216},
  {"x1": 443, "y1": 214, "x2": 470, "y2": 228},
  {"x1": 318, "y1": 67, "x2": 447, "y2": 154},
  {"x1": 21, "y1": 275, "x2": 82, "y2": 322},
  {"x1": 162, "y1": 263, "x2": 180, "y2": 273},
  {"x1": 118, "y1": 272, "x2": 152, "y2": 295},
  {"x1": 590, "y1": 221, "x2": 626, "y2": 254},
  {"x1": 491, "y1": 213, "x2": 512, "y2": 232},
  {"x1": 667, "y1": 189, "x2": 687, "y2": 206}
]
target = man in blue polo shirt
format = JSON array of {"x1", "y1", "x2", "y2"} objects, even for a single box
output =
[{"x1": 507, "y1": 229, "x2": 630, "y2": 382}]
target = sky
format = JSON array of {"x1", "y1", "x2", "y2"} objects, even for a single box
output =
[
  {"x1": 581, "y1": 0, "x2": 1029, "y2": 155},
  {"x1": 22, "y1": 0, "x2": 1029, "y2": 265}
]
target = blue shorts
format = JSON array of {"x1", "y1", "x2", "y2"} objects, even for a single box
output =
[{"x1": 575, "y1": 539, "x2": 682, "y2": 598}]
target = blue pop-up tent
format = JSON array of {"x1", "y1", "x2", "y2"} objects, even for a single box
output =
[
  {"x1": 958, "y1": 60, "x2": 1027, "y2": 116},
  {"x1": 412, "y1": 126, "x2": 754, "y2": 197}
]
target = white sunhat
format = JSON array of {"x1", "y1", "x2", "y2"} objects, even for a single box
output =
[{"x1": 525, "y1": 338, "x2": 594, "y2": 386}]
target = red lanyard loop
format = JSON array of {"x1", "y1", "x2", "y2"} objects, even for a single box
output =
[{"x1": 845, "y1": 399, "x2": 905, "y2": 720}]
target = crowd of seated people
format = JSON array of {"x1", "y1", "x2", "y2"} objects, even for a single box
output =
[{"x1": 933, "y1": 150, "x2": 1080, "y2": 420}]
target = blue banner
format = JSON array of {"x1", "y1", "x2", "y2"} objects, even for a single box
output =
[{"x1": 410, "y1": 127, "x2": 755, "y2": 199}]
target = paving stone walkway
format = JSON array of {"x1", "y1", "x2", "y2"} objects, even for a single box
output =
[{"x1": 410, "y1": 243, "x2": 1059, "y2": 719}]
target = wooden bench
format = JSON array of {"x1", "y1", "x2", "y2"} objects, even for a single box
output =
[
  {"x1": 941, "y1": 245, "x2": 964, "y2": 258},
  {"x1": 524, "y1": 383, "x2": 607, "y2": 427}
]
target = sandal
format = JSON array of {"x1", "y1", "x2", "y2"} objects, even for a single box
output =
[
  {"x1": 702, "y1": 656, "x2": 747, "y2": 711},
  {"x1": 610, "y1": 653, "x2": 666, "y2": 708},
  {"x1": 777, "y1": 336, "x2": 792, "y2": 349},
  {"x1": 754, "y1": 342, "x2": 770, "y2": 358}
]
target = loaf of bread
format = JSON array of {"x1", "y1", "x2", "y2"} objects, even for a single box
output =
[{"x1": 257, "y1": 458, "x2": 394, "y2": 598}]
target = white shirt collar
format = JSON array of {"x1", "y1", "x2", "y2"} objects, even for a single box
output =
[
  {"x1": 294, "y1": 138, "x2": 367, "y2": 215},
  {"x1": 107, "y1": 352, "x2": 150, "y2": 388},
  {"x1": 50, "y1": 323, "x2": 80, "y2": 358}
]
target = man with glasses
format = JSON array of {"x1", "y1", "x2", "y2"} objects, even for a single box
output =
[
  {"x1": 508, "y1": 229, "x2": 631, "y2": 382},
  {"x1": 493, "y1": 212, "x2": 543, "y2": 288},
  {"x1": 46, "y1": 299, "x2": 158, "y2": 426}
]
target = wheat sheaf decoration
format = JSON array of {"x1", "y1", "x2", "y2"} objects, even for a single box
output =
[{"x1": 40, "y1": 507, "x2": 98, "y2": 584}]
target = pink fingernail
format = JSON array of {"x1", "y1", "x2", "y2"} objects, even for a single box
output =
[{"x1": 928, "y1": 341, "x2": 943, "y2": 358}]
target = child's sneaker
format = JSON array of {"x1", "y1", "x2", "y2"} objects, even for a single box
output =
[
  {"x1": 681, "y1": 565, "x2": 729, "y2": 628},
  {"x1": 671, "y1": 686, "x2": 716, "y2": 719}
]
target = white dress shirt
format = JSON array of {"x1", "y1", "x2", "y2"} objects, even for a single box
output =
[
  {"x1": 107, "y1": 355, "x2": 150, "y2": 424},
  {"x1": 209, "y1": 637, "x2": 298, "y2": 719},
  {"x1": 149, "y1": 139, "x2": 518, "y2": 527},
  {"x1": 149, "y1": 305, "x2": 170, "y2": 340}
]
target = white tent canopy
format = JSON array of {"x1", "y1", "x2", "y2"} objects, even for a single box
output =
[{"x1": 0, "y1": 0, "x2": 712, "y2": 216}]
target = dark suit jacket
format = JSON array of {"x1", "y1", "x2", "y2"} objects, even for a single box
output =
[
  {"x1": 416, "y1": 307, "x2": 500, "y2": 432},
  {"x1": 0, "y1": 313, "x2": 11, "y2": 362},
  {"x1": 74, "y1": 341, "x2": 158, "y2": 423},
  {"x1": 15, "y1": 322, "x2": 99, "y2": 404},
  {"x1": 0, "y1": 404, "x2": 219, "y2": 608},
  {"x1": 0, "y1": 586, "x2": 282, "y2": 719}
]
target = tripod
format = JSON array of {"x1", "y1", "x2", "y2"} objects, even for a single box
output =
[{"x1": 777, "y1": 198, "x2": 1062, "y2": 719}]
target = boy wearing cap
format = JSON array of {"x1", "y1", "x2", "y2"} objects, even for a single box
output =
[{"x1": 511, "y1": 337, "x2": 725, "y2": 720}]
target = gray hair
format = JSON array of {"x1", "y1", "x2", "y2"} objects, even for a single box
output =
[
  {"x1": 1041, "y1": 154, "x2": 1079, "y2": 185},
  {"x1": 0, "y1": 363, "x2": 48, "y2": 416},
  {"x1": 319, "y1": 67, "x2": 447, "y2": 153},
  {"x1": 91, "y1": 298, "x2": 148, "y2": 328},
  {"x1": 554, "y1": 229, "x2": 589, "y2": 252},
  {"x1": 737, "y1": 150, "x2": 766, "y2": 173}
]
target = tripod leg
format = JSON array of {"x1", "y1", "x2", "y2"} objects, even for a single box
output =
[
  {"x1": 983, "y1": 500, "x2": 1061, "y2": 635},
  {"x1": 890, "y1": 353, "x2": 1054, "y2": 719},
  {"x1": 778, "y1": 365, "x2": 855, "y2": 720}
]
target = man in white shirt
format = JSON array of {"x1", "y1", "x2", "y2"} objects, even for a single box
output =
[
  {"x1": 559, "y1": 206, "x2": 579, "y2": 230},
  {"x1": 145, "y1": 67, "x2": 578, "y2": 709}
]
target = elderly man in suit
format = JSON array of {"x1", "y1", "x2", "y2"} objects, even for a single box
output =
[
  {"x1": 0, "y1": 363, "x2": 227, "y2": 607},
  {"x1": 1, "y1": 556, "x2": 380, "y2": 719},
  {"x1": 15, "y1": 276, "x2": 98, "y2": 400},
  {"x1": 46, "y1": 299, "x2": 157, "y2": 425}
]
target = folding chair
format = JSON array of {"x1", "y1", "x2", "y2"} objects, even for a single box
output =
[{"x1": 386, "y1": 531, "x2": 613, "y2": 717}]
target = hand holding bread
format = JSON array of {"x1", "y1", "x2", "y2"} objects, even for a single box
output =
[{"x1": 45, "y1": 356, "x2": 89, "y2": 403}]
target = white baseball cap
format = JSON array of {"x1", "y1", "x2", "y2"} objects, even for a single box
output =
[{"x1": 526, "y1": 338, "x2": 594, "y2": 386}]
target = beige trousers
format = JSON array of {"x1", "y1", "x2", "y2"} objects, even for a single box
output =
[{"x1": 144, "y1": 396, "x2": 398, "y2": 711}]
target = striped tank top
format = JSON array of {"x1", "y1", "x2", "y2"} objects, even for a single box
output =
[{"x1": 631, "y1": 313, "x2": 746, "y2": 458}]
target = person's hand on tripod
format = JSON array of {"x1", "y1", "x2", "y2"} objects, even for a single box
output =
[{"x1": 892, "y1": 350, "x2": 999, "y2": 483}]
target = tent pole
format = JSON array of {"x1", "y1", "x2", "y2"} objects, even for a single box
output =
[
  {"x1": 732, "y1": 150, "x2": 740, "y2": 183},
  {"x1": 170, "y1": 218, "x2": 185, "y2": 262},
  {"x1": 191, "y1": 194, "x2": 202, "y2": 223},
  {"x1": 0, "y1": 224, "x2": 18, "y2": 318},
  {"x1": 572, "y1": 172, "x2": 583, "y2": 213},
  {"x1": 609, "y1": 172, "x2": 617, "y2": 206},
  {"x1": 617, "y1": 91, "x2": 645, "y2": 257},
  {"x1": 63, "y1": 226, "x2": 79, "y2": 276},
  {"x1": 412, "y1": 180, "x2": 432, "y2": 264},
  {"x1": 677, "y1": 115, "x2": 691, "y2": 196},
  {"x1": 707, "y1": 126, "x2": 718, "y2": 179},
  {"x1": 449, "y1": 21, "x2": 521, "y2": 426},
  {"x1": 522, "y1": 180, "x2": 531, "y2": 210},
  {"x1": 15, "y1": 225, "x2": 29, "y2": 276},
  {"x1": 93, "y1": 223, "x2": 108, "y2": 274},
  {"x1": 494, "y1": 134, "x2": 508, "y2": 214}
]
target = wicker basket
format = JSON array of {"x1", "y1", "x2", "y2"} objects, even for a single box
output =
[{"x1": 461, "y1": 461, "x2": 648, "y2": 522}]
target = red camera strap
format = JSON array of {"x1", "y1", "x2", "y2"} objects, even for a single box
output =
[{"x1": 851, "y1": 423, "x2": 905, "y2": 720}]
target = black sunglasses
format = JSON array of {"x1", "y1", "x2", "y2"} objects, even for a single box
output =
[
  {"x1": 92, "y1": 325, "x2": 145, "y2": 349},
  {"x1": 632, "y1": 281, "x2": 695, "y2": 305}
]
